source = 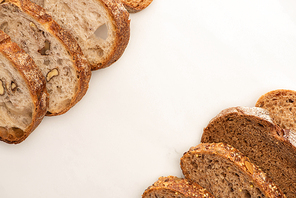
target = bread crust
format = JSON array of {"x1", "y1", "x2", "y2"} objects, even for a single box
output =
[
  {"x1": 181, "y1": 143, "x2": 286, "y2": 198},
  {"x1": 122, "y1": 0, "x2": 153, "y2": 13},
  {"x1": 142, "y1": 176, "x2": 214, "y2": 198},
  {"x1": 7, "y1": 0, "x2": 91, "y2": 116},
  {"x1": 93, "y1": 0, "x2": 130, "y2": 70},
  {"x1": 0, "y1": 30, "x2": 48, "y2": 144}
]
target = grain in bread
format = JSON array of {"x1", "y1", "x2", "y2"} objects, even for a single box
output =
[
  {"x1": 121, "y1": 0, "x2": 153, "y2": 13},
  {"x1": 0, "y1": 30, "x2": 47, "y2": 144},
  {"x1": 181, "y1": 143, "x2": 286, "y2": 198},
  {"x1": 201, "y1": 106, "x2": 296, "y2": 197},
  {"x1": 0, "y1": 0, "x2": 91, "y2": 115},
  {"x1": 142, "y1": 176, "x2": 214, "y2": 198},
  {"x1": 255, "y1": 89, "x2": 296, "y2": 131},
  {"x1": 31, "y1": 0, "x2": 130, "y2": 70}
]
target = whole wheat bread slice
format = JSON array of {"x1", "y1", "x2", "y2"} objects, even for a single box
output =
[
  {"x1": 181, "y1": 143, "x2": 286, "y2": 198},
  {"x1": 0, "y1": 30, "x2": 47, "y2": 144},
  {"x1": 0, "y1": 0, "x2": 91, "y2": 116},
  {"x1": 255, "y1": 89, "x2": 296, "y2": 131},
  {"x1": 121, "y1": 0, "x2": 153, "y2": 13},
  {"x1": 142, "y1": 176, "x2": 214, "y2": 198},
  {"x1": 201, "y1": 106, "x2": 296, "y2": 197},
  {"x1": 31, "y1": 0, "x2": 130, "y2": 70}
]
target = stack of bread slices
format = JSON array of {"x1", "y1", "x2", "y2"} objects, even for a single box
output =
[
  {"x1": 0, "y1": 0, "x2": 153, "y2": 144},
  {"x1": 143, "y1": 89, "x2": 296, "y2": 198}
]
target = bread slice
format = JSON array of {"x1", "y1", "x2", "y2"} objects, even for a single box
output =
[
  {"x1": 31, "y1": 0, "x2": 130, "y2": 70},
  {"x1": 142, "y1": 176, "x2": 214, "y2": 198},
  {"x1": 0, "y1": 0, "x2": 91, "y2": 116},
  {"x1": 181, "y1": 143, "x2": 286, "y2": 198},
  {"x1": 201, "y1": 106, "x2": 296, "y2": 197},
  {"x1": 255, "y1": 89, "x2": 296, "y2": 131},
  {"x1": 0, "y1": 30, "x2": 47, "y2": 144},
  {"x1": 121, "y1": 0, "x2": 153, "y2": 13}
]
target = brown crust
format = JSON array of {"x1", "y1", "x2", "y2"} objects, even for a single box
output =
[
  {"x1": 122, "y1": 0, "x2": 153, "y2": 13},
  {"x1": 8, "y1": 0, "x2": 91, "y2": 116},
  {"x1": 181, "y1": 143, "x2": 286, "y2": 198},
  {"x1": 0, "y1": 29, "x2": 48, "y2": 144},
  {"x1": 92, "y1": 0, "x2": 130, "y2": 70},
  {"x1": 142, "y1": 176, "x2": 214, "y2": 198}
]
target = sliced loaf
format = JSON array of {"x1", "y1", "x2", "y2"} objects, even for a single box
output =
[
  {"x1": 0, "y1": 0, "x2": 91, "y2": 116},
  {"x1": 122, "y1": 0, "x2": 153, "y2": 13},
  {"x1": 201, "y1": 106, "x2": 296, "y2": 197},
  {"x1": 31, "y1": 0, "x2": 130, "y2": 70},
  {"x1": 255, "y1": 89, "x2": 296, "y2": 131},
  {"x1": 142, "y1": 176, "x2": 214, "y2": 198},
  {"x1": 0, "y1": 29, "x2": 47, "y2": 144},
  {"x1": 181, "y1": 143, "x2": 286, "y2": 198}
]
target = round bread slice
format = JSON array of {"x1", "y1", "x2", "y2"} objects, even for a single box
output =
[
  {"x1": 201, "y1": 106, "x2": 296, "y2": 197},
  {"x1": 142, "y1": 176, "x2": 214, "y2": 198},
  {"x1": 255, "y1": 89, "x2": 296, "y2": 131},
  {"x1": 0, "y1": 30, "x2": 47, "y2": 144},
  {"x1": 122, "y1": 0, "x2": 153, "y2": 13},
  {"x1": 31, "y1": 0, "x2": 130, "y2": 70},
  {"x1": 181, "y1": 143, "x2": 286, "y2": 198},
  {"x1": 0, "y1": 0, "x2": 91, "y2": 116}
]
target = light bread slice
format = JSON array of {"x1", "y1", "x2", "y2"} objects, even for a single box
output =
[
  {"x1": 0, "y1": 0, "x2": 91, "y2": 116},
  {"x1": 31, "y1": 0, "x2": 130, "y2": 70},
  {"x1": 201, "y1": 106, "x2": 296, "y2": 197},
  {"x1": 0, "y1": 30, "x2": 47, "y2": 144},
  {"x1": 255, "y1": 89, "x2": 296, "y2": 131},
  {"x1": 142, "y1": 176, "x2": 214, "y2": 198},
  {"x1": 121, "y1": 0, "x2": 153, "y2": 13},
  {"x1": 181, "y1": 143, "x2": 286, "y2": 198}
]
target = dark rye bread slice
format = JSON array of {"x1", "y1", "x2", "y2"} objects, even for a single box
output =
[
  {"x1": 0, "y1": 30, "x2": 47, "y2": 144},
  {"x1": 142, "y1": 176, "x2": 214, "y2": 198},
  {"x1": 255, "y1": 89, "x2": 296, "y2": 131},
  {"x1": 0, "y1": 0, "x2": 91, "y2": 116},
  {"x1": 122, "y1": 0, "x2": 153, "y2": 13},
  {"x1": 31, "y1": 0, "x2": 130, "y2": 70},
  {"x1": 201, "y1": 106, "x2": 296, "y2": 197},
  {"x1": 181, "y1": 143, "x2": 286, "y2": 198}
]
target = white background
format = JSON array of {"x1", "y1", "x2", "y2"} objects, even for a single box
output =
[{"x1": 1, "y1": 0, "x2": 296, "y2": 197}]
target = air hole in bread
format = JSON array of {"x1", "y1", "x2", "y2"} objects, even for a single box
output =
[
  {"x1": 0, "y1": 127, "x2": 7, "y2": 137},
  {"x1": 11, "y1": 81, "x2": 17, "y2": 92},
  {"x1": 12, "y1": 127, "x2": 24, "y2": 138},
  {"x1": 38, "y1": 39, "x2": 51, "y2": 55},
  {"x1": 94, "y1": 23, "x2": 108, "y2": 40},
  {"x1": 255, "y1": 188, "x2": 262, "y2": 195},
  {"x1": 0, "y1": 21, "x2": 8, "y2": 33},
  {"x1": 57, "y1": 59, "x2": 63, "y2": 65},
  {"x1": 44, "y1": 59, "x2": 50, "y2": 65},
  {"x1": 56, "y1": 86, "x2": 62, "y2": 93},
  {"x1": 287, "y1": 99, "x2": 294, "y2": 103},
  {"x1": 258, "y1": 123, "x2": 264, "y2": 127},
  {"x1": 16, "y1": 22, "x2": 22, "y2": 27},
  {"x1": 242, "y1": 189, "x2": 251, "y2": 198}
]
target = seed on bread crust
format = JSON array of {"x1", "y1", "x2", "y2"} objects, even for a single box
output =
[{"x1": 245, "y1": 161, "x2": 254, "y2": 174}]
